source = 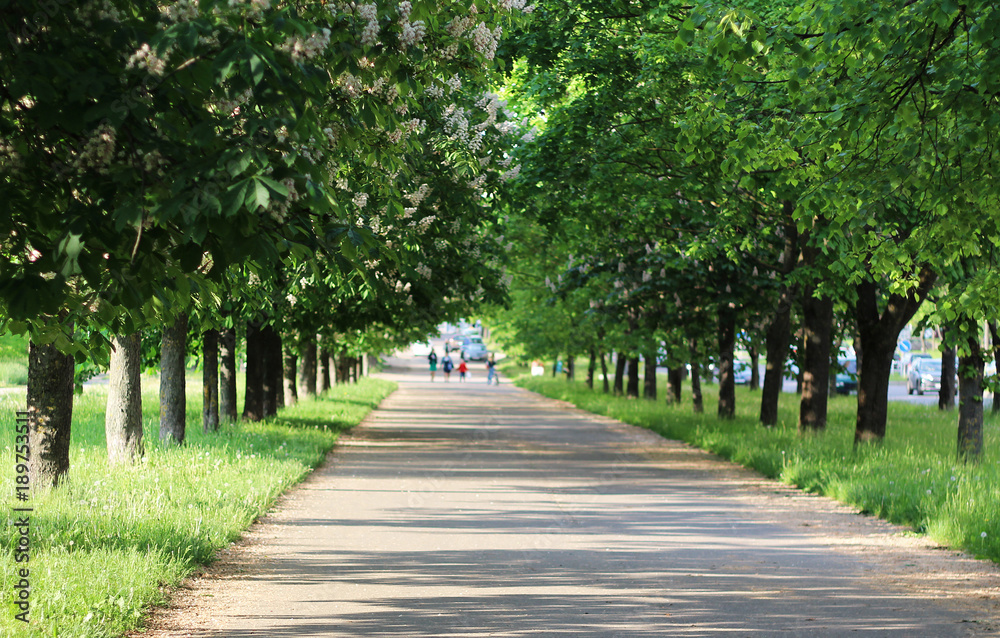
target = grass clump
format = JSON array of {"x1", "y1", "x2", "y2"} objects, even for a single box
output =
[
  {"x1": 516, "y1": 374, "x2": 1000, "y2": 563},
  {"x1": 0, "y1": 375, "x2": 396, "y2": 637}
]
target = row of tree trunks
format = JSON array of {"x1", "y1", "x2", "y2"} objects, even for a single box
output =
[
  {"x1": 586, "y1": 347, "x2": 596, "y2": 389},
  {"x1": 243, "y1": 321, "x2": 265, "y2": 421},
  {"x1": 321, "y1": 346, "x2": 333, "y2": 391},
  {"x1": 283, "y1": 346, "x2": 298, "y2": 407},
  {"x1": 300, "y1": 337, "x2": 317, "y2": 398},
  {"x1": 600, "y1": 351, "x2": 609, "y2": 393},
  {"x1": 690, "y1": 339, "x2": 704, "y2": 413}
]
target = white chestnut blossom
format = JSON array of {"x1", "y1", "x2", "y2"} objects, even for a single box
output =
[
  {"x1": 71, "y1": 123, "x2": 117, "y2": 174},
  {"x1": 161, "y1": 0, "x2": 200, "y2": 22},
  {"x1": 126, "y1": 43, "x2": 168, "y2": 76},
  {"x1": 281, "y1": 28, "x2": 331, "y2": 61},
  {"x1": 353, "y1": 192, "x2": 369, "y2": 208}
]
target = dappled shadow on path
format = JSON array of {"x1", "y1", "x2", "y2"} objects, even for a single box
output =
[{"x1": 175, "y1": 369, "x2": 991, "y2": 637}]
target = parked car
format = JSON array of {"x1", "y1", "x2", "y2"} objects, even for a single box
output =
[
  {"x1": 461, "y1": 336, "x2": 488, "y2": 361},
  {"x1": 901, "y1": 352, "x2": 933, "y2": 376},
  {"x1": 908, "y1": 358, "x2": 943, "y2": 395},
  {"x1": 834, "y1": 358, "x2": 858, "y2": 394},
  {"x1": 733, "y1": 360, "x2": 754, "y2": 385}
]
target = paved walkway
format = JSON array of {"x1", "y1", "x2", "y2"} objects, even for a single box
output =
[{"x1": 148, "y1": 359, "x2": 1000, "y2": 636}]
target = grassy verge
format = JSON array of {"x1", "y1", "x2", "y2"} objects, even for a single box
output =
[
  {"x1": 1, "y1": 374, "x2": 396, "y2": 637},
  {"x1": 514, "y1": 373, "x2": 1000, "y2": 563}
]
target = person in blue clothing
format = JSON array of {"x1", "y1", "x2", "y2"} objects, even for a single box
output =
[
  {"x1": 486, "y1": 353, "x2": 498, "y2": 385},
  {"x1": 442, "y1": 352, "x2": 454, "y2": 381},
  {"x1": 428, "y1": 349, "x2": 438, "y2": 381}
]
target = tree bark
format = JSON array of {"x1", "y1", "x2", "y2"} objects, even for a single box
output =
[
  {"x1": 718, "y1": 305, "x2": 737, "y2": 419},
  {"x1": 599, "y1": 350, "x2": 609, "y2": 393},
  {"x1": 218, "y1": 326, "x2": 238, "y2": 423},
  {"x1": 668, "y1": 367, "x2": 683, "y2": 404},
  {"x1": 107, "y1": 332, "x2": 144, "y2": 464},
  {"x1": 28, "y1": 339, "x2": 74, "y2": 490},
  {"x1": 613, "y1": 352, "x2": 626, "y2": 396},
  {"x1": 748, "y1": 346, "x2": 760, "y2": 391},
  {"x1": 586, "y1": 347, "x2": 596, "y2": 390},
  {"x1": 626, "y1": 356, "x2": 640, "y2": 398},
  {"x1": 566, "y1": 354, "x2": 575, "y2": 381},
  {"x1": 760, "y1": 287, "x2": 793, "y2": 426},
  {"x1": 321, "y1": 346, "x2": 332, "y2": 391},
  {"x1": 272, "y1": 330, "x2": 284, "y2": 410},
  {"x1": 799, "y1": 293, "x2": 833, "y2": 432},
  {"x1": 643, "y1": 355, "x2": 657, "y2": 400},
  {"x1": 202, "y1": 329, "x2": 219, "y2": 433},
  {"x1": 939, "y1": 335, "x2": 956, "y2": 410},
  {"x1": 854, "y1": 266, "x2": 937, "y2": 443},
  {"x1": 300, "y1": 335, "x2": 317, "y2": 397},
  {"x1": 160, "y1": 313, "x2": 188, "y2": 444},
  {"x1": 242, "y1": 321, "x2": 264, "y2": 421},
  {"x1": 261, "y1": 325, "x2": 279, "y2": 418},
  {"x1": 957, "y1": 332, "x2": 984, "y2": 462},
  {"x1": 283, "y1": 346, "x2": 298, "y2": 407}
]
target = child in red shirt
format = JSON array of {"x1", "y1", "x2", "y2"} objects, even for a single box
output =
[{"x1": 457, "y1": 360, "x2": 468, "y2": 382}]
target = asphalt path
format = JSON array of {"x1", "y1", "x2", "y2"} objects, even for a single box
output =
[{"x1": 149, "y1": 355, "x2": 1000, "y2": 637}]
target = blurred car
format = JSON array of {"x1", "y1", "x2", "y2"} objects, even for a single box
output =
[
  {"x1": 907, "y1": 358, "x2": 943, "y2": 395},
  {"x1": 834, "y1": 358, "x2": 858, "y2": 394},
  {"x1": 901, "y1": 352, "x2": 933, "y2": 376},
  {"x1": 461, "y1": 336, "x2": 488, "y2": 361},
  {"x1": 733, "y1": 360, "x2": 754, "y2": 384},
  {"x1": 410, "y1": 341, "x2": 432, "y2": 357}
]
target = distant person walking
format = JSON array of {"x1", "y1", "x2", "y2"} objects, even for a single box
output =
[
  {"x1": 486, "y1": 354, "x2": 498, "y2": 385},
  {"x1": 442, "y1": 353, "x2": 454, "y2": 381},
  {"x1": 458, "y1": 360, "x2": 468, "y2": 382},
  {"x1": 428, "y1": 349, "x2": 438, "y2": 381}
]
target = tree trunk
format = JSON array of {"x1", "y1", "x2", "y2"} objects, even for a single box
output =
[
  {"x1": 668, "y1": 367, "x2": 683, "y2": 404},
  {"x1": 352, "y1": 356, "x2": 360, "y2": 382},
  {"x1": 321, "y1": 346, "x2": 332, "y2": 391},
  {"x1": 760, "y1": 286, "x2": 793, "y2": 426},
  {"x1": 160, "y1": 313, "x2": 188, "y2": 444},
  {"x1": 218, "y1": 326, "x2": 238, "y2": 423},
  {"x1": 854, "y1": 266, "x2": 937, "y2": 443},
  {"x1": 989, "y1": 321, "x2": 1000, "y2": 415},
  {"x1": 202, "y1": 329, "x2": 219, "y2": 433},
  {"x1": 957, "y1": 331, "x2": 984, "y2": 462},
  {"x1": 272, "y1": 331, "x2": 284, "y2": 410},
  {"x1": 566, "y1": 354, "x2": 575, "y2": 381},
  {"x1": 643, "y1": 355, "x2": 657, "y2": 400},
  {"x1": 300, "y1": 336, "x2": 317, "y2": 397},
  {"x1": 690, "y1": 338, "x2": 703, "y2": 413},
  {"x1": 28, "y1": 339, "x2": 74, "y2": 490},
  {"x1": 718, "y1": 305, "x2": 737, "y2": 419},
  {"x1": 106, "y1": 333, "x2": 144, "y2": 464},
  {"x1": 283, "y1": 346, "x2": 298, "y2": 407},
  {"x1": 626, "y1": 356, "x2": 640, "y2": 398},
  {"x1": 613, "y1": 352, "x2": 626, "y2": 396},
  {"x1": 600, "y1": 351, "x2": 610, "y2": 393},
  {"x1": 748, "y1": 346, "x2": 760, "y2": 391},
  {"x1": 939, "y1": 336, "x2": 956, "y2": 410},
  {"x1": 261, "y1": 325, "x2": 279, "y2": 418},
  {"x1": 586, "y1": 347, "x2": 596, "y2": 390},
  {"x1": 799, "y1": 293, "x2": 833, "y2": 432},
  {"x1": 243, "y1": 321, "x2": 264, "y2": 421}
]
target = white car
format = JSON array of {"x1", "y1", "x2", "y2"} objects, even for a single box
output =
[{"x1": 410, "y1": 341, "x2": 432, "y2": 357}]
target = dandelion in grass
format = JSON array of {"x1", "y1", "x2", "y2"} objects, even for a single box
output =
[
  {"x1": 983, "y1": 532, "x2": 989, "y2": 539},
  {"x1": 926, "y1": 489, "x2": 932, "y2": 495}
]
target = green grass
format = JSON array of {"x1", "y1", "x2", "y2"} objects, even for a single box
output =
[
  {"x1": 515, "y1": 373, "x2": 1000, "y2": 563},
  {"x1": 0, "y1": 374, "x2": 396, "y2": 637},
  {"x1": 0, "y1": 333, "x2": 29, "y2": 387}
]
